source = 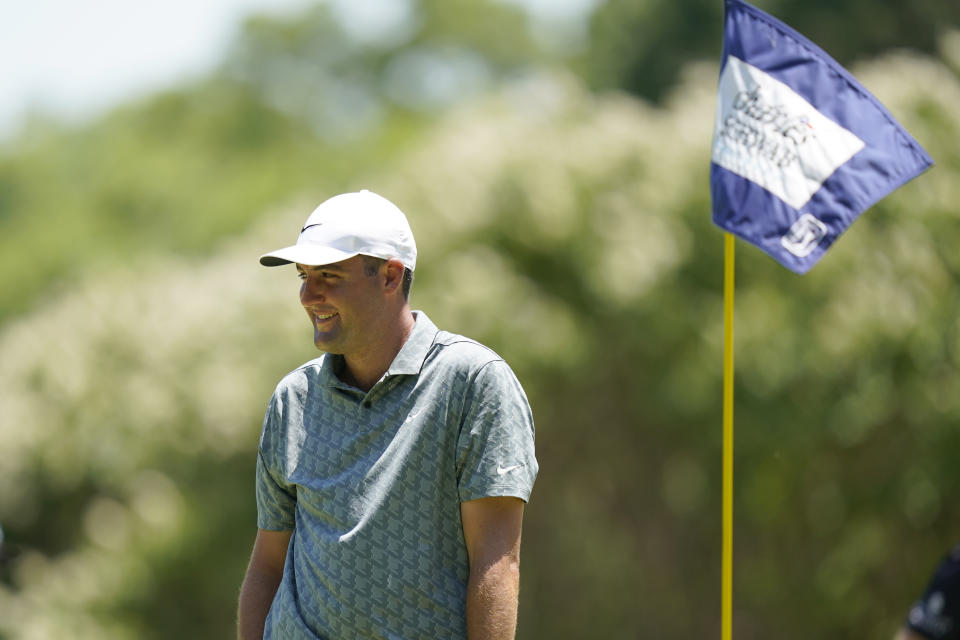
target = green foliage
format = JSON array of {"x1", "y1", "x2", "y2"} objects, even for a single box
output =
[
  {"x1": 581, "y1": 0, "x2": 960, "y2": 102},
  {"x1": 0, "y1": 79, "x2": 350, "y2": 322},
  {"x1": 0, "y1": 0, "x2": 543, "y2": 324},
  {"x1": 3, "y1": 51, "x2": 960, "y2": 638}
]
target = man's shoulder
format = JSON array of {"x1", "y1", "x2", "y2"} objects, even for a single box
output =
[
  {"x1": 425, "y1": 330, "x2": 528, "y2": 393},
  {"x1": 431, "y1": 330, "x2": 504, "y2": 367}
]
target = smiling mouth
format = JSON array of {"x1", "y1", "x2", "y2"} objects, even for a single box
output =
[{"x1": 314, "y1": 312, "x2": 338, "y2": 323}]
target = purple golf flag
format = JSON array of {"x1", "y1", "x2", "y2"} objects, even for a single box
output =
[{"x1": 710, "y1": 0, "x2": 933, "y2": 274}]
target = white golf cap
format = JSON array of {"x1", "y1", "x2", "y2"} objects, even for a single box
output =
[{"x1": 259, "y1": 190, "x2": 417, "y2": 270}]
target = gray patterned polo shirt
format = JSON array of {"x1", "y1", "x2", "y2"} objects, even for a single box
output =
[{"x1": 256, "y1": 311, "x2": 538, "y2": 639}]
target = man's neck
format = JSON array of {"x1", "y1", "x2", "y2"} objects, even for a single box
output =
[{"x1": 340, "y1": 308, "x2": 416, "y2": 392}]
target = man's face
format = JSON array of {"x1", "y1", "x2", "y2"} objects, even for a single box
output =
[{"x1": 296, "y1": 256, "x2": 386, "y2": 357}]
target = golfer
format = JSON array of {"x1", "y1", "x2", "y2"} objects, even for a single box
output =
[{"x1": 237, "y1": 190, "x2": 538, "y2": 639}]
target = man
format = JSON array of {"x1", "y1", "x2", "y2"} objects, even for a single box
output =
[
  {"x1": 895, "y1": 545, "x2": 960, "y2": 640},
  {"x1": 237, "y1": 190, "x2": 538, "y2": 640}
]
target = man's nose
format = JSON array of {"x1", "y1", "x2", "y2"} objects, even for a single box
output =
[{"x1": 300, "y1": 277, "x2": 325, "y2": 305}]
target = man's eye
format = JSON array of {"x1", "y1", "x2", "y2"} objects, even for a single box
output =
[{"x1": 297, "y1": 272, "x2": 306, "y2": 280}]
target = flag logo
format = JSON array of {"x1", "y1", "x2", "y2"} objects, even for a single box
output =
[
  {"x1": 780, "y1": 213, "x2": 827, "y2": 257},
  {"x1": 713, "y1": 55, "x2": 865, "y2": 210},
  {"x1": 710, "y1": 0, "x2": 933, "y2": 274}
]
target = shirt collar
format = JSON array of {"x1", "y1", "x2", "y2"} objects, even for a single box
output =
[
  {"x1": 385, "y1": 310, "x2": 438, "y2": 377},
  {"x1": 318, "y1": 353, "x2": 346, "y2": 388}
]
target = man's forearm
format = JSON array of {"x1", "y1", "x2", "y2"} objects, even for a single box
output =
[
  {"x1": 465, "y1": 557, "x2": 520, "y2": 640},
  {"x1": 237, "y1": 569, "x2": 282, "y2": 640}
]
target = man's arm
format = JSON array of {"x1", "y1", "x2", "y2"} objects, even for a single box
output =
[
  {"x1": 461, "y1": 496, "x2": 525, "y2": 640},
  {"x1": 237, "y1": 528, "x2": 292, "y2": 640}
]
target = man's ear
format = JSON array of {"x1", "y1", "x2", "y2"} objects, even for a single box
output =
[{"x1": 382, "y1": 258, "x2": 406, "y2": 293}]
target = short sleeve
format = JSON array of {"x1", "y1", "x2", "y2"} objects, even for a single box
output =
[
  {"x1": 255, "y1": 393, "x2": 297, "y2": 531},
  {"x1": 455, "y1": 359, "x2": 538, "y2": 503}
]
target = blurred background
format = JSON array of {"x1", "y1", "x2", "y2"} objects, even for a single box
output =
[{"x1": 1, "y1": 0, "x2": 959, "y2": 637}]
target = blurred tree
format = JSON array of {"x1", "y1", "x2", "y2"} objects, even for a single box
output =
[
  {"x1": 580, "y1": 0, "x2": 960, "y2": 102},
  {"x1": 224, "y1": 0, "x2": 546, "y2": 131},
  {"x1": 0, "y1": 0, "x2": 547, "y2": 324},
  {"x1": 2, "y1": 49, "x2": 958, "y2": 638}
]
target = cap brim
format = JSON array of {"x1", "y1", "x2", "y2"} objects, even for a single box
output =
[{"x1": 259, "y1": 245, "x2": 358, "y2": 267}]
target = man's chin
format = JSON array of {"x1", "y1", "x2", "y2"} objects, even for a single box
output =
[{"x1": 312, "y1": 336, "x2": 343, "y2": 354}]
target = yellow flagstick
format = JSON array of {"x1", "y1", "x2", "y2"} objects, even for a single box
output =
[{"x1": 721, "y1": 232, "x2": 736, "y2": 640}]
